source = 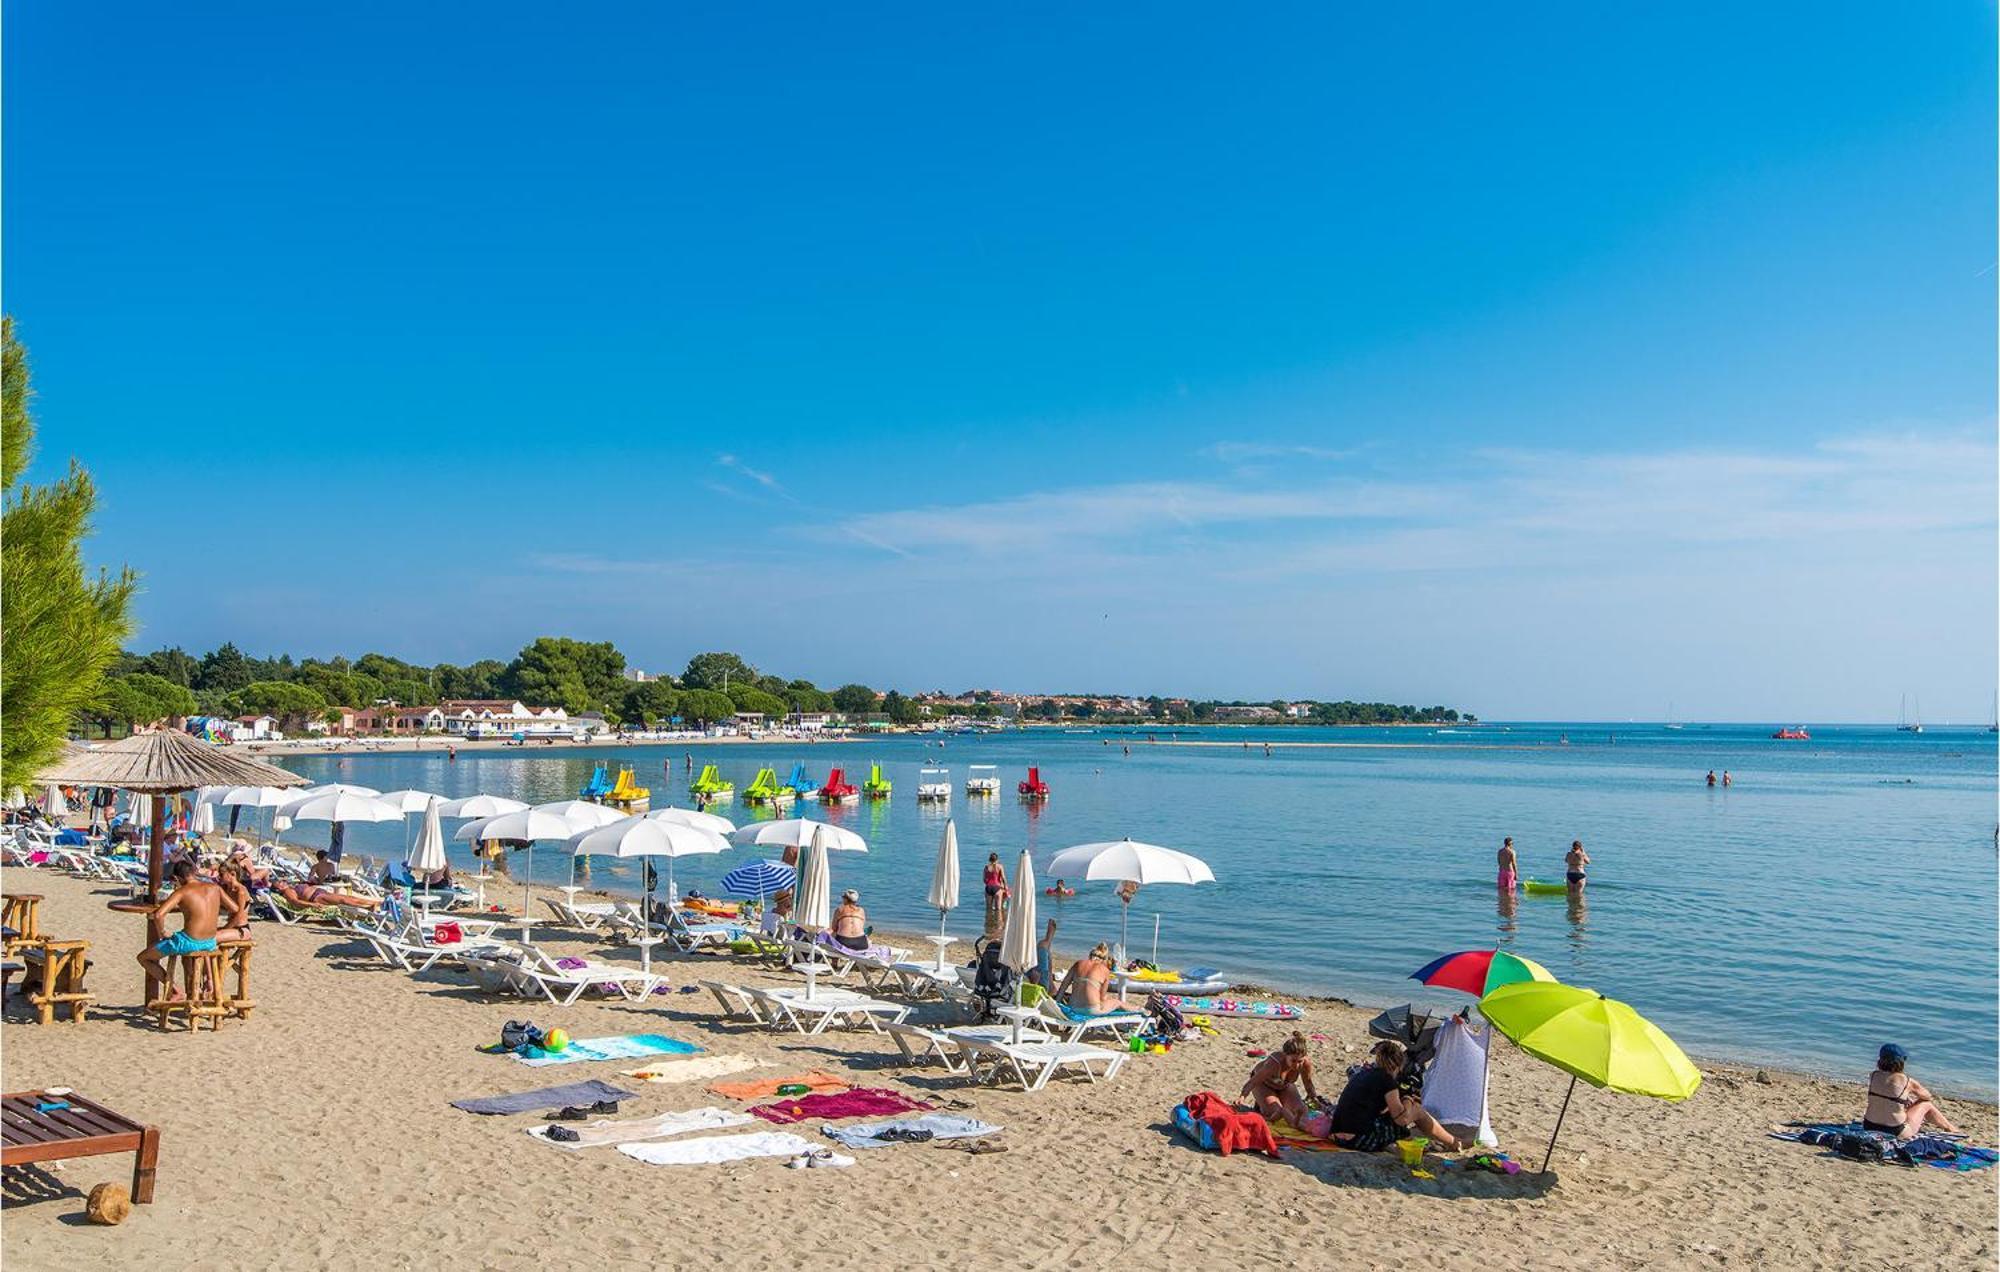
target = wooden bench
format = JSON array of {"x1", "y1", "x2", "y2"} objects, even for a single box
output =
[
  {"x1": 1, "y1": 1090, "x2": 160, "y2": 1203},
  {"x1": 2, "y1": 894, "x2": 43, "y2": 956},
  {"x1": 22, "y1": 940, "x2": 93, "y2": 1025}
]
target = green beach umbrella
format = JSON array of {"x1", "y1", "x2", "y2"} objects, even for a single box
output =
[{"x1": 1479, "y1": 980, "x2": 1702, "y2": 1176}]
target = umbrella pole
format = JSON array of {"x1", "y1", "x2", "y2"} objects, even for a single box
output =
[
  {"x1": 1152, "y1": 913, "x2": 1160, "y2": 964},
  {"x1": 1119, "y1": 897, "x2": 1130, "y2": 964},
  {"x1": 1540, "y1": 1074, "x2": 1578, "y2": 1176}
]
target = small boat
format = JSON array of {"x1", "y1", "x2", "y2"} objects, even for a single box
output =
[
  {"x1": 578, "y1": 763, "x2": 612, "y2": 800},
  {"x1": 604, "y1": 766, "x2": 650, "y2": 809},
  {"x1": 964, "y1": 764, "x2": 1000, "y2": 795},
  {"x1": 917, "y1": 766, "x2": 951, "y2": 801},
  {"x1": 861, "y1": 762, "x2": 892, "y2": 799},
  {"x1": 744, "y1": 767, "x2": 793, "y2": 806},
  {"x1": 1017, "y1": 766, "x2": 1050, "y2": 800},
  {"x1": 1772, "y1": 727, "x2": 1810, "y2": 740},
  {"x1": 783, "y1": 762, "x2": 819, "y2": 801},
  {"x1": 819, "y1": 767, "x2": 858, "y2": 804},
  {"x1": 688, "y1": 764, "x2": 734, "y2": 802},
  {"x1": 1897, "y1": 694, "x2": 1923, "y2": 734}
]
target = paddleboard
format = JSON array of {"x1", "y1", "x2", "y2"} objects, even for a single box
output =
[
  {"x1": 1116, "y1": 974, "x2": 1232, "y2": 996},
  {"x1": 1162, "y1": 994, "x2": 1303, "y2": 1021},
  {"x1": 1520, "y1": 879, "x2": 1572, "y2": 896}
]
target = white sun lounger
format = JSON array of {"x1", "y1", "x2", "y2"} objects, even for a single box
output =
[
  {"x1": 1031, "y1": 997, "x2": 1150, "y2": 1044},
  {"x1": 951, "y1": 1038, "x2": 1128, "y2": 1092},
  {"x1": 461, "y1": 945, "x2": 663, "y2": 1005},
  {"x1": 543, "y1": 896, "x2": 621, "y2": 931},
  {"x1": 748, "y1": 986, "x2": 910, "y2": 1036}
]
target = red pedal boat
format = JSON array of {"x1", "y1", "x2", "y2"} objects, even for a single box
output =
[{"x1": 1017, "y1": 765, "x2": 1050, "y2": 800}]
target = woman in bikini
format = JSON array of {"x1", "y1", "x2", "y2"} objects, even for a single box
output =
[
  {"x1": 1565, "y1": 840, "x2": 1591, "y2": 891},
  {"x1": 1865, "y1": 1044, "x2": 1960, "y2": 1140},
  {"x1": 1242, "y1": 1033, "x2": 1322, "y2": 1126},
  {"x1": 1056, "y1": 942, "x2": 1125, "y2": 1014}
]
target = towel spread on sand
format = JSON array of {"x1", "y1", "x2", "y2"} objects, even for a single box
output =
[
  {"x1": 512, "y1": 1034, "x2": 699, "y2": 1067},
  {"x1": 622, "y1": 1055, "x2": 763, "y2": 1084},
  {"x1": 1771, "y1": 1123, "x2": 1999, "y2": 1173},
  {"x1": 822, "y1": 1114, "x2": 1000, "y2": 1150},
  {"x1": 751, "y1": 1088, "x2": 933, "y2": 1125},
  {"x1": 708, "y1": 1070, "x2": 851, "y2": 1100},
  {"x1": 619, "y1": 1131, "x2": 816, "y2": 1166},
  {"x1": 526, "y1": 1106, "x2": 751, "y2": 1149},
  {"x1": 451, "y1": 1079, "x2": 633, "y2": 1115},
  {"x1": 1269, "y1": 1118, "x2": 1347, "y2": 1153}
]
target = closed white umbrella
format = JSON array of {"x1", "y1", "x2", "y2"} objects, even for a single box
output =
[
  {"x1": 407, "y1": 798, "x2": 448, "y2": 909},
  {"x1": 568, "y1": 816, "x2": 728, "y2": 975},
  {"x1": 1044, "y1": 837, "x2": 1215, "y2": 963},
  {"x1": 188, "y1": 798, "x2": 215, "y2": 837},
  {"x1": 646, "y1": 805, "x2": 735, "y2": 836},
  {"x1": 793, "y1": 827, "x2": 834, "y2": 997},
  {"x1": 927, "y1": 818, "x2": 960, "y2": 969},
  {"x1": 998, "y1": 848, "x2": 1038, "y2": 1035},
  {"x1": 42, "y1": 784, "x2": 68, "y2": 819},
  {"x1": 454, "y1": 807, "x2": 587, "y2": 941},
  {"x1": 730, "y1": 818, "x2": 866, "y2": 853}
]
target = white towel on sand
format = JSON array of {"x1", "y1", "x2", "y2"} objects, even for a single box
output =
[
  {"x1": 620, "y1": 1131, "x2": 816, "y2": 1166},
  {"x1": 620, "y1": 1054, "x2": 763, "y2": 1084},
  {"x1": 526, "y1": 1106, "x2": 750, "y2": 1150}
]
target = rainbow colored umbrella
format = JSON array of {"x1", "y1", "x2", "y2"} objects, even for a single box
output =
[{"x1": 1410, "y1": 949, "x2": 1554, "y2": 997}]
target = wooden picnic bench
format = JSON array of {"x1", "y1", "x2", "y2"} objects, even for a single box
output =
[{"x1": 1, "y1": 1090, "x2": 160, "y2": 1202}]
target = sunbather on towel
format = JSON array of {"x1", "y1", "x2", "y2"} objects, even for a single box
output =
[
  {"x1": 1243, "y1": 1033, "x2": 1323, "y2": 1127},
  {"x1": 1330, "y1": 1040, "x2": 1459, "y2": 1153},
  {"x1": 1057, "y1": 943, "x2": 1127, "y2": 1014},
  {"x1": 274, "y1": 878, "x2": 379, "y2": 910},
  {"x1": 138, "y1": 860, "x2": 224, "y2": 987},
  {"x1": 831, "y1": 890, "x2": 870, "y2": 952},
  {"x1": 1865, "y1": 1044, "x2": 1961, "y2": 1140}
]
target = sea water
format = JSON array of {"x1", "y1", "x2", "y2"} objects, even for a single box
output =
[{"x1": 271, "y1": 723, "x2": 1998, "y2": 1095}]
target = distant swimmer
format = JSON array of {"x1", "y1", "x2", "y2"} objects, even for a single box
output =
[
  {"x1": 1497, "y1": 837, "x2": 1518, "y2": 892},
  {"x1": 1565, "y1": 840, "x2": 1591, "y2": 892},
  {"x1": 1706, "y1": 770, "x2": 1716, "y2": 787},
  {"x1": 1722, "y1": 770, "x2": 1732, "y2": 787}
]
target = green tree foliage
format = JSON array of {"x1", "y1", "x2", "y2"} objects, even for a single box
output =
[
  {"x1": 1024, "y1": 698, "x2": 1061, "y2": 721},
  {"x1": 297, "y1": 663, "x2": 383, "y2": 709},
  {"x1": 134, "y1": 646, "x2": 199, "y2": 687},
  {"x1": 436, "y1": 660, "x2": 506, "y2": 699},
  {"x1": 787, "y1": 686, "x2": 834, "y2": 713},
  {"x1": 1145, "y1": 695, "x2": 1167, "y2": 719},
  {"x1": 681, "y1": 651, "x2": 755, "y2": 692},
  {"x1": 499, "y1": 637, "x2": 626, "y2": 713},
  {"x1": 227, "y1": 680, "x2": 328, "y2": 730},
  {"x1": 197, "y1": 641, "x2": 253, "y2": 693},
  {"x1": 830, "y1": 683, "x2": 879, "y2": 715},
  {"x1": 880, "y1": 690, "x2": 922, "y2": 725},
  {"x1": 89, "y1": 673, "x2": 197, "y2": 736},
  {"x1": 621, "y1": 680, "x2": 683, "y2": 727},
  {"x1": 0, "y1": 317, "x2": 138, "y2": 789},
  {"x1": 726, "y1": 684, "x2": 788, "y2": 717},
  {"x1": 679, "y1": 689, "x2": 736, "y2": 725}
]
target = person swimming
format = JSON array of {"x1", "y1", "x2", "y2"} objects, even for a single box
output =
[
  {"x1": 1044, "y1": 878, "x2": 1076, "y2": 897},
  {"x1": 1496, "y1": 838, "x2": 1518, "y2": 892}
]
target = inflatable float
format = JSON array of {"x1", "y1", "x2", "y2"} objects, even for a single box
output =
[
  {"x1": 1161, "y1": 994, "x2": 1302, "y2": 1021},
  {"x1": 1115, "y1": 969, "x2": 1232, "y2": 997},
  {"x1": 1520, "y1": 879, "x2": 1573, "y2": 896}
]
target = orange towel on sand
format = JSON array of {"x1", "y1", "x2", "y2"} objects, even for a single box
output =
[
  {"x1": 708, "y1": 1070, "x2": 851, "y2": 1100},
  {"x1": 1270, "y1": 1119, "x2": 1347, "y2": 1153}
]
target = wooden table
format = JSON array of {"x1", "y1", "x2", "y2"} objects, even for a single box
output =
[{"x1": 0, "y1": 1090, "x2": 160, "y2": 1202}]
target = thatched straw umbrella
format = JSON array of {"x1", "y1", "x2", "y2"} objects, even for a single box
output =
[{"x1": 39, "y1": 730, "x2": 307, "y2": 996}]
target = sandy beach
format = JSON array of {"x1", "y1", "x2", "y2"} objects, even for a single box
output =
[{"x1": 3, "y1": 866, "x2": 1992, "y2": 1271}]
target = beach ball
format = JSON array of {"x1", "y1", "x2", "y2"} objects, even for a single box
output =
[{"x1": 543, "y1": 1028, "x2": 570, "y2": 1053}]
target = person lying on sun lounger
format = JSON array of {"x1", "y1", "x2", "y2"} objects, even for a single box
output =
[
  {"x1": 1329, "y1": 1040, "x2": 1459, "y2": 1153},
  {"x1": 1056, "y1": 943, "x2": 1127, "y2": 1014},
  {"x1": 1243, "y1": 1033, "x2": 1323, "y2": 1127},
  {"x1": 225, "y1": 846, "x2": 273, "y2": 888},
  {"x1": 273, "y1": 878, "x2": 379, "y2": 911},
  {"x1": 1865, "y1": 1044, "x2": 1961, "y2": 1140}
]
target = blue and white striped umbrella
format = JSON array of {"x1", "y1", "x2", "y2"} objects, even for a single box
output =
[{"x1": 721, "y1": 859, "x2": 796, "y2": 899}]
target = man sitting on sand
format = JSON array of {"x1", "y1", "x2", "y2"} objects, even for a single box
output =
[
  {"x1": 1243, "y1": 1033, "x2": 1323, "y2": 1127},
  {"x1": 1330, "y1": 1040, "x2": 1460, "y2": 1153},
  {"x1": 1057, "y1": 942, "x2": 1127, "y2": 1014},
  {"x1": 138, "y1": 860, "x2": 223, "y2": 990},
  {"x1": 1865, "y1": 1044, "x2": 1961, "y2": 1140}
]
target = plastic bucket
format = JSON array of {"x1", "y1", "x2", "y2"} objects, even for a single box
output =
[{"x1": 1396, "y1": 1136, "x2": 1429, "y2": 1166}]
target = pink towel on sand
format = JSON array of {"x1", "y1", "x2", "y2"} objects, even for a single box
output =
[{"x1": 749, "y1": 1088, "x2": 933, "y2": 1125}]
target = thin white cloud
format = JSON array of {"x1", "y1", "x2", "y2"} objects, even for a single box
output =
[
  {"x1": 1204, "y1": 441, "x2": 1356, "y2": 463},
  {"x1": 715, "y1": 453, "x2": 798, "y2": 503}
]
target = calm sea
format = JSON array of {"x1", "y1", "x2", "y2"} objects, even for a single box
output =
[{"x1": 271, "y1": 722, "x2": 1999, "y2": 1095}]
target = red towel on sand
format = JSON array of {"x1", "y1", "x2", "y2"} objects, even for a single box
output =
[
  {"x1": 750, "y1": 1088, "x2": 933, "y2": 1125},
  {"x1": 1183, "y1": 1091, "x2": 1280, "y2": 1158}
]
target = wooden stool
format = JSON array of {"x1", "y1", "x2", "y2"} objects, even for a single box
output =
[
  {"x1": 2, "y1": 895, "x2": 44, "y2": 956},
  {"x1": 148, "y1": 948, "x2": 229, "y2": 1032},
  {"x1": 24, "y1": 940, "x2": 93, "y2": 1025},
  {"x1": 218, "y1": 940, "x2": 255, "y2": 1020}
]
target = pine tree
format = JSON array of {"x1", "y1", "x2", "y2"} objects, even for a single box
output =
[{"x1": 1, "y1": 317, "x2": 138, "y2": 789}]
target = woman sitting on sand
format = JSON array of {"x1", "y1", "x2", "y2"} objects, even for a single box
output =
[
  {"x1": 1329, "y1": 1040, "x2": 1460, "y2": 1153},
  {"x1": 1865, "y1": 1044, "x2": 1961, "y2": 1140},
  {"x1": 1243, "y1": 1033, "x2": 1322, "y2": 1127},
  {"x1": 1056, "y1": 942, "x2": 1126, "y2": 1015}
]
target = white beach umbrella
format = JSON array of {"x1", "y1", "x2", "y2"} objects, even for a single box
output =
[
  {"x1": 436, "y1": 794, "x2": 529, "y2": 819},
  {"x1": 42, "y1": 784, "x2": 69, "y2": 819},
  {"x1": 280, "y1": 790, "x2": 404, "y2": 864},
  {"x1": 301, "y1": 783, "x2": 381, "y2": 798},
  {"x1": 454, "y1": 806, "x2": 588, "y2": 941},
  {"x1": 998, "y1": 848, "x2": 1039, "y2": 1029},
  {"x1": 407, "y1": 798, "x2": 448, "y2": 909},
  {"x1": 795, "y1": 827, "x2": 833, "y2": 932},
  {"x1": 1043, "y1": 837, "x2": 1216, "y2": 963},
  {"x1": 534, "y1": 799, "x2": 629, "y2": 829},
  {"x1": 377, "y1": 788, "x2": 443, "y2": 813},
  {"x1": 927, "y1": 818, "x2": 960, "y2": 967},
  {"x1": 219, "y1": 784, "x2": 296, "y2": 844},
  {"x1": 569, "y1": 816, "x2": 728, "y2": 975},
  {"x1": 729, "y1": 817, "x2": 866, "y2": 854},
  {"x1": 646, "y1": 805, "x2": 735, "y2": 836}
]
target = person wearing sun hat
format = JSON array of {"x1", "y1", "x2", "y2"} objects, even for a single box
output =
[{"x1": 1864, "y1": 1044, "x2": 1961, "y2": 1140}]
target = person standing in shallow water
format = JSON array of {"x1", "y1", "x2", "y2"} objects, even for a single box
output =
[
  {"x1": 1565, "y1": 839, "x2": 1590, "y2": 892},
  {"x1": 1496, "y1": 837, "x2": 1518, "y2": 892}
]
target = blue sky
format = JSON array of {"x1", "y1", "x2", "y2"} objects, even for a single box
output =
[{"x1": 7, "y1": 4, "x2": 1994, "y2": 720}]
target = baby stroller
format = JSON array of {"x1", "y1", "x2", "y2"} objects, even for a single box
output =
[
  {"x1": 969, "y1": 939, "x2": 1017, "y2": 1023},
  {"x1": 1366, "y1": 1003, "x2": 1443, "y2": 1099}
]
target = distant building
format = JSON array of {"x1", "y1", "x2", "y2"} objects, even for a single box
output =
[
  {"x1": 1285, "y1": 702, "x2": 1313, "y2": 719},
  {"x1": 574, "y1": 711, "x2": 612, "y2": 736},
  {"x1": 621, "y1": 668, "x2": 656, "y2": 683},
  {"x1": 1214, "y1": 705, "x2": 1282, "y2": 722},
  {"x1": 789, "y1": 711, "x2": 834, "y2": 733},
  {"x1": 436, "y1": 699, "x2": 570, "y2": 737}
]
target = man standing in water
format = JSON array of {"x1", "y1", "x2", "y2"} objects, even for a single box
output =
[
  {"x1": 1496, "y1": 837, "x2": 1518, "y2": 892},
  {"x1": 1565, "y1": 840, "x2": 1591, "y2": 892},
  {"x1": 137, "y1": 859, "x2": 223, "y2": 994}
]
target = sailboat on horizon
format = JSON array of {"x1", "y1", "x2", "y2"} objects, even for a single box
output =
[
  {"x1": 1664, "y1": 700, "x2": 1684, "y2": 730},
  {"x1": 1897, "y1": 693, "x2": 1923, "y2": 734}
]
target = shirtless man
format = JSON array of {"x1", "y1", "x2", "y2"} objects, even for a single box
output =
[
  {"x1": 1565, "y1": 839, "x2": 1591, "y2": 892},
  {"x1": 1057, "y1": 942, "x2": 1126, "y2": 1013},
  {"x1": 138, "y1": 860, "x2": 224, "y2": 990},
  {"x1": 1496, "y1": 837, "x2": 1518, "y2": 892},
  {"x1": 307, "y1": 850, "x2": 339, "y2": 885}
]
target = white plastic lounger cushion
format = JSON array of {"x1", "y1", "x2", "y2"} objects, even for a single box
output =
[
  {"x1": 527, "y1": 1107, "x2": 750, "y2": 1150},
  {"x1": 620, "y1": 1131, "x2": 816, "y2": 1166}
]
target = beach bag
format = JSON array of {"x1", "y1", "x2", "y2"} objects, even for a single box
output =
[
  {"x1": 1835, "y1": 1134, "x2": 1885, "y2": 1164},
  {"x1": 500, "y1": 1020, "x2": 541, "y2": 1052},
  {"x1": 432, "y1": 921, "x2": 462, "y2": 945}
]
